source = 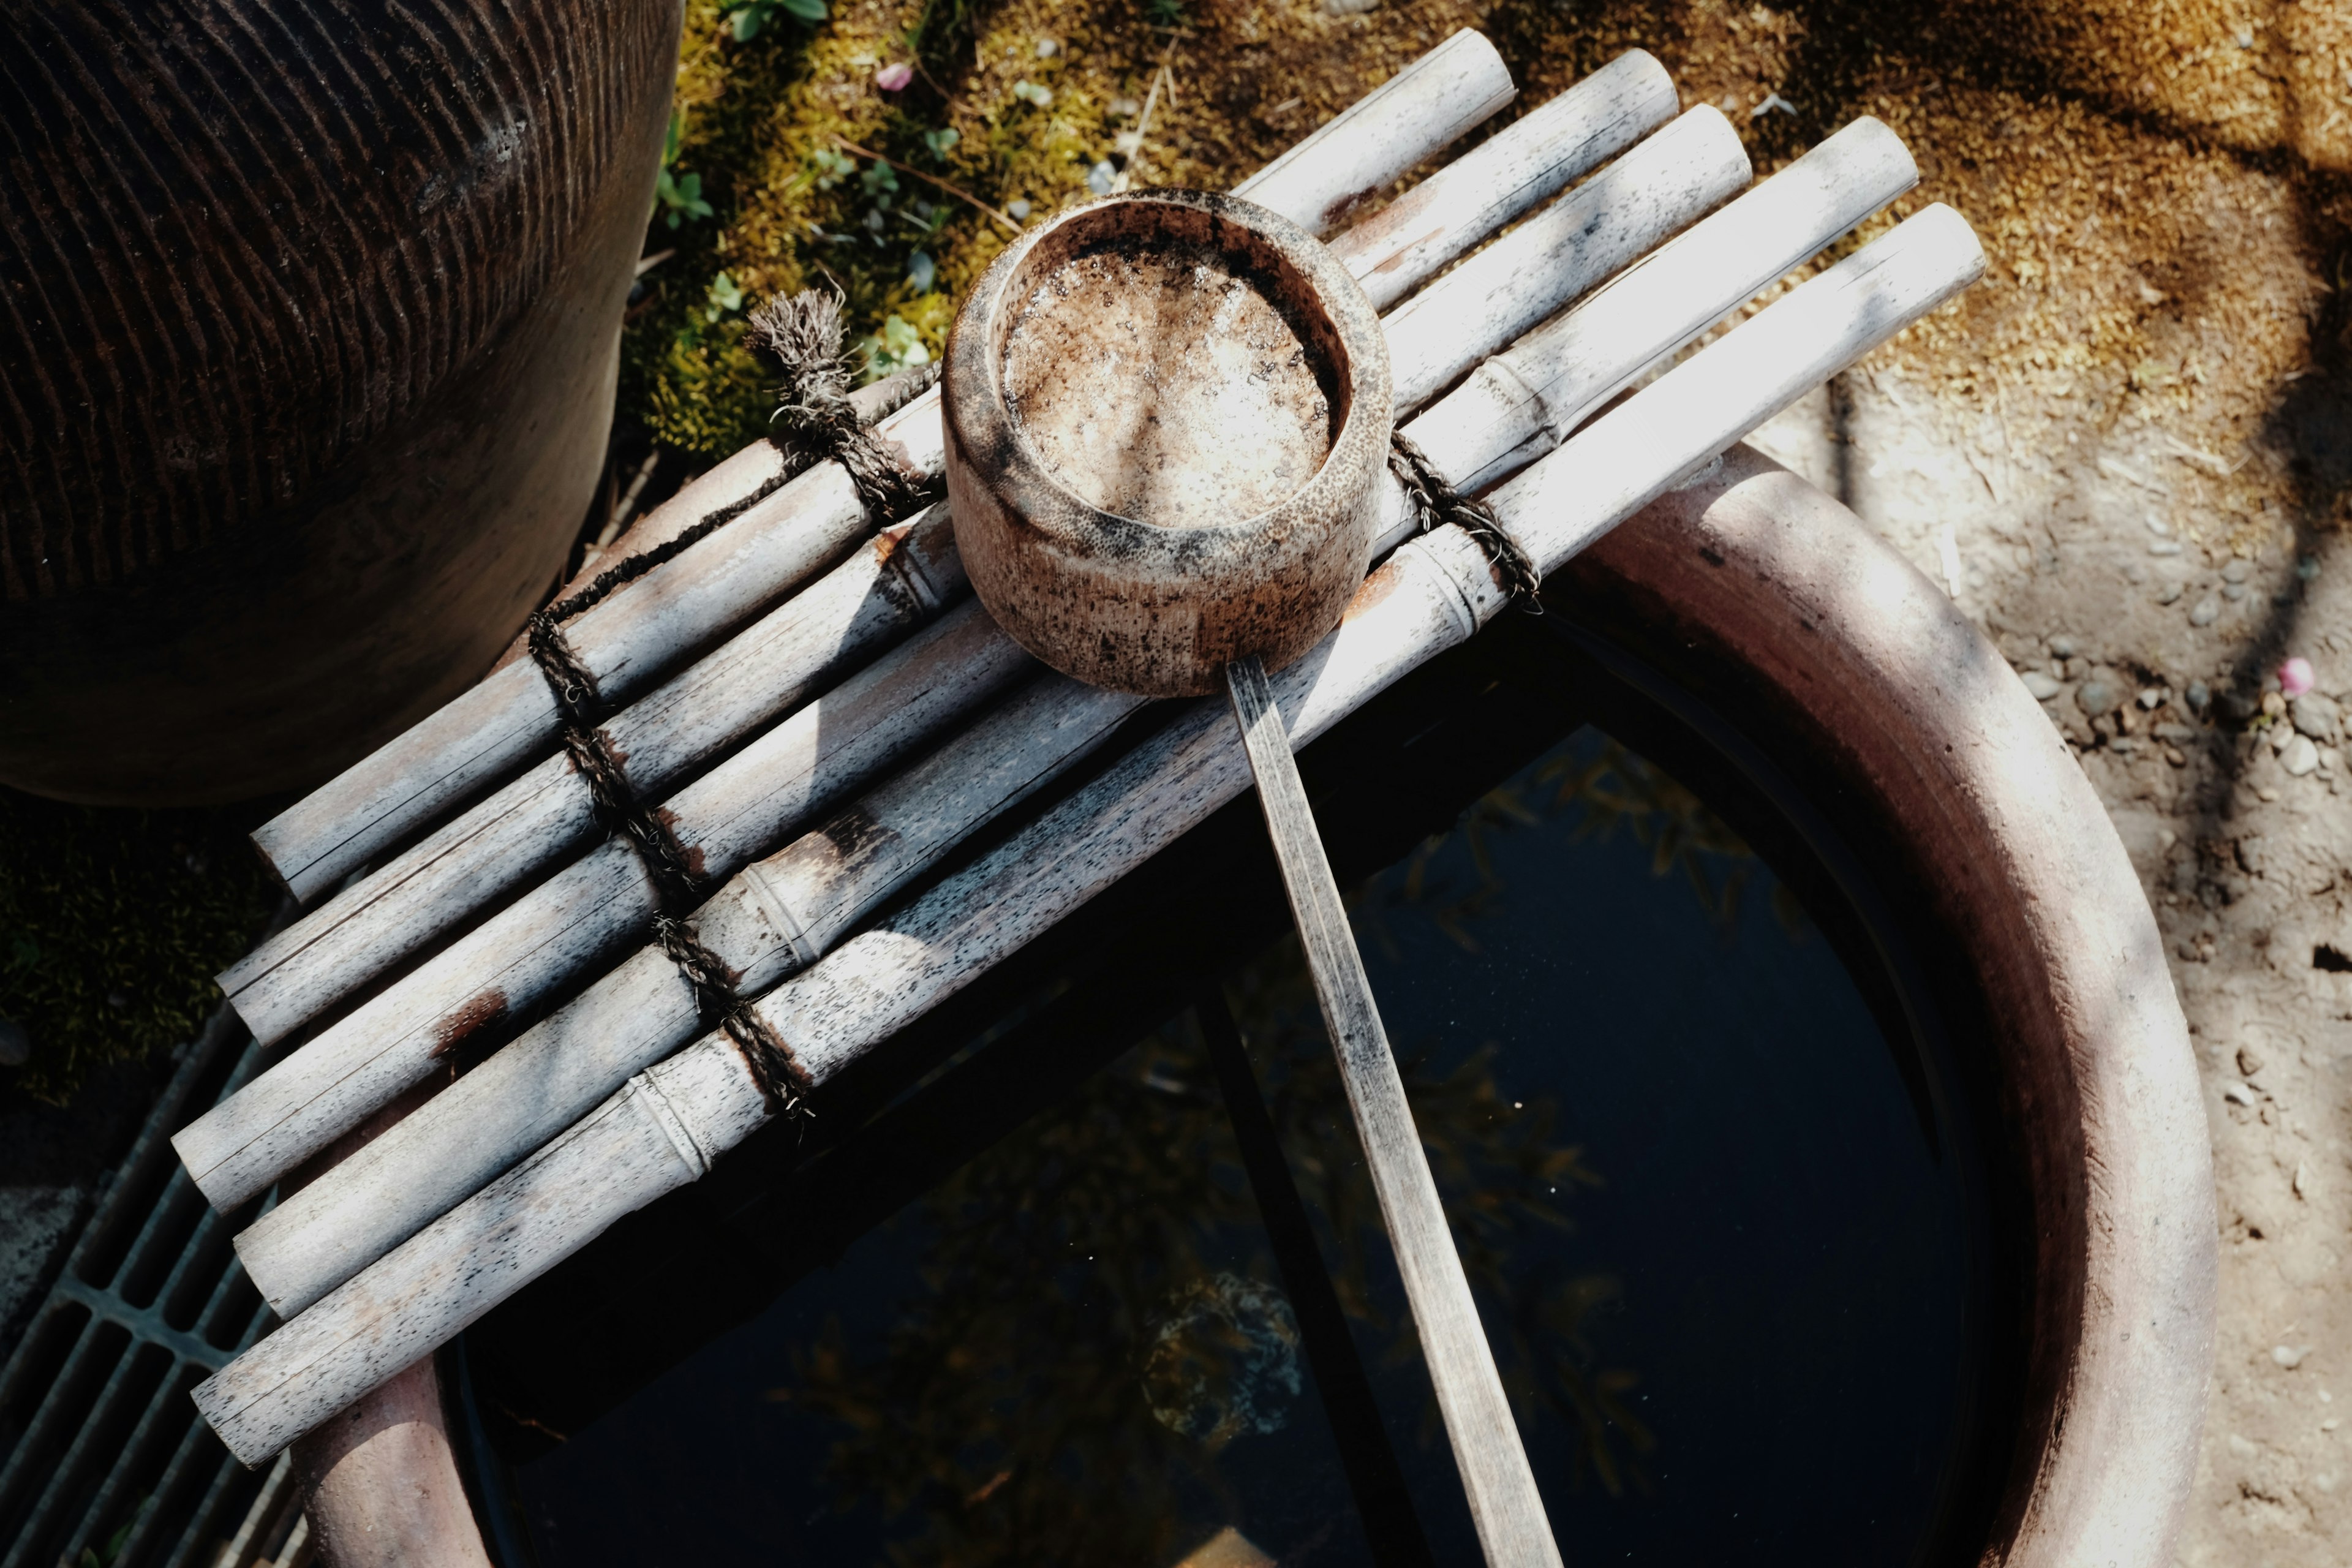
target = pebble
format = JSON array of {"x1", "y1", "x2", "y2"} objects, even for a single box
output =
[
  {"x1": 2138, "y1": 687, "x2": 2163, "y2": 709},
  {"x1": 2239, "y1": 1043, "x2": 2264, "y2": 1074},
  {"x1": 1007, "y1": 198, "x2": 1032, "y2": 219},
  {"x1": 106, "y1": 988, "x2": 130, "y2": 1009},
  {"x1": 2225, "y1": 1082, "x2": 2256, "y2": 1105},
  {"x1": 2293, "y1": 692, "x2": 2340, "y2": 740},
  {"x1": 0, "y1": 1015, "x2": 28, "y2": 1068},
  {"x1": 2148, "y1": 539, "x2": 2182, "y2": 556},
  {"x1": 2186, "y1": 680, "x2": 2211, "y2": 712},
  {"x1": 2275, "y1": 1345, "x2": 2312, "y2": 1370},
  {"x1": 2076, "y1": 677, "x2": 2120, "y2": 716},
  {"x1": 2157, "y1": 580, "x2": 2184, "y2": 603},
  {"x1": 2190, "y1": 596, "x2": 2220, "y2": 627},
  {"x1": 2223, "y1": 559, "x2": 2250, "y2": 583},
  {"x1": 1087, "y1": 159, "x2": 1117, "y2": 195},
  {"x1": 2281, "y1": 656, "x2": 2316, "y2": 697},
  {"x1": 2223, "y1": 582, "x2": 2247, "y2": 601},
  {"x1": 1035, "y1": 36, "x2": 1058, "y2": 55},
  {"x1": 2283, "y1": 734, "x2": 2320, "y2": 777},
  {"x1": 2049, "y1": 634, "x2": 2078, "y2": 658},
  {"x1": 2022, "y1": 670, "x2": 2062, "y2": 699}
]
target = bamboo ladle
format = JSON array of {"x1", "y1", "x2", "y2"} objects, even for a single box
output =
[{"x1": 941, "y1": 187, "x2": 1563, "y2": 1568}]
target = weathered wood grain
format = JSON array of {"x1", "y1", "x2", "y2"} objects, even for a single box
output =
[
  {"x1": 1229, "y1": 655, "x2": 1561, "y2": 1567},
  {"x1": 227, "y1": 127, "x2": 1915, "y2": 1308},
  {"x1": 194, "y1": 206, "x2": 1987, "y2": 1468}
]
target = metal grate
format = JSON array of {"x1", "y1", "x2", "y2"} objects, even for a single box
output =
[{"x1": 0, "y1": 1000, "x2": 309, "y2": 1568}]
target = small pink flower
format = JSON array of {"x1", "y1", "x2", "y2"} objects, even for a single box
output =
[
  {"x1": 2279, "y1": 657, "x2": 2315, "y2": 698},
  {"x1": 875, "y1": 61, "x2": 913, "y2": 91}
]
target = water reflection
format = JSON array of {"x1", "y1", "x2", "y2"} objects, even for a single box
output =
[
  {"x1": 488, "y1": 704, "x2": 1984, "y2": 1567},
  {"x1": 766, "y1": 729, "x2": 1780, "y2": 1561}
]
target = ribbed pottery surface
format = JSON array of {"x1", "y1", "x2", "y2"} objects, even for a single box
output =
[{"x1": 0, "y1": 0, "x2": 677, "y2": 802}]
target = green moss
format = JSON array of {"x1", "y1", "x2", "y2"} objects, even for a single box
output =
[
  {"x1": 622, "y1": 0, "x2": 1182, "y2": 459},
  {"x1": 0, "y1": 788, "x2": 273, "y2": 1104}
]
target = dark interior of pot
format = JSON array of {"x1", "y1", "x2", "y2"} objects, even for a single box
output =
[{"x1": 444, "y1": 606, "x2": 2029, "y2": 1567}]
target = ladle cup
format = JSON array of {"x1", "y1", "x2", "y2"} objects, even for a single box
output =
[{"x1": 944, "y1": 188, "x2": 1562, "y2": 1568}]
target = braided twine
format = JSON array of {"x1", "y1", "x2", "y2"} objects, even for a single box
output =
[
  {"x1": 1387, "y1": 429, "x2": 1544, "y2": 606},
  {"x1": 515, "y1": 288, "x2": 938, "y2": 1118}
]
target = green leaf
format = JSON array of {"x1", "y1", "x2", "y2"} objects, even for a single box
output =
[
  {"x1": 704, "y1": 271, "x2": 745, "y2": 323},
  {"x1": 730, "y1": 4, "x2": 764, "y2": 39},
  {"x1": 777, "y1": 0, "x2": 828, "y2": 20},
  {"x1": 922, "y1": 126, "x2": 960, "y2": 160}
]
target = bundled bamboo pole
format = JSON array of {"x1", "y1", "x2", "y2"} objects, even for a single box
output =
[
  {"x1": 232, "y1": 118, "x2": 1917, "y2": 1317},
  {"x1": 218, "y1": 49, "x2": 1694, "y2": 1054},
  {"x1": 178, "y1": 101, "x2": 1754, "y2": 1214},
  {"x1": 246, "y1": 29, "x2": 1527, "y2": 909},
  {"x1": 194, "y1": 204, "x2": 1986, "y2": 1468}
]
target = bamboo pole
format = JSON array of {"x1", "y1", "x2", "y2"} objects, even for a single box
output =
[
  {"x1": 246, "y1": 29, "x2": 1522, "y2": 907},
  {"x1": 1409, "y1": 115, "x2": 1918, "y2": 494},
  {"x1": 194, "y1": 206, "x2": 1987, "y2": 1469},
  {"x1": 228, "y1": 118, "x2": 1915, "y2": 1306},
  {"x1": 218, "y1": 47, "x2": 1699, "y2": 1053},
  {"x1": 1239, "y1": 28, "x2": 1516, "y2": 238},
  {"x1": 1336, "y1": 48, "x2": 1672, "y2": 312},
  {"x1": 1227, "y1": 652, "x2": 1562, "y2": 1567},
  {"x1": 1381, "y1": 104, "x2": 1743, "y2": 411},
  {"x1": 181, "y1": 98, "x2": 1754, "y2": 1215}
]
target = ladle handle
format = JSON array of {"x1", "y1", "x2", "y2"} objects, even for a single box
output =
[{"x1": 1224, "y1": 655, "x2": 1564, "y2": 1568}]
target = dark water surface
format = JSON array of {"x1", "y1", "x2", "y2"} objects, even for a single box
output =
[{"x1": 458, "y1": 618, "x2": 2004, "y2": 1567}]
